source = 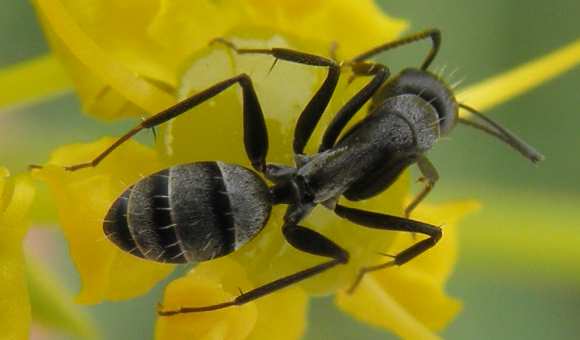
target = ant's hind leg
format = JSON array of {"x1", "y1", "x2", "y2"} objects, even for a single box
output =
[
  {"x1": 158, "y1": 222, "x2": 349, "y2": 315},
  {"x1": 333, "y1": 204, "x2": 442, "y2": 294},
  {"x1": 35, "y1": 74, "x2": 270, "y2": 173},
  {"x1": 405, "y1": 155, "x2": 439, "y2": 218}
]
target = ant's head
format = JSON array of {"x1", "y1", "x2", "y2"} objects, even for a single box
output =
[
  {"x1": 370, "y1": 68, "x2": 544, "y2": 163},
  {"x1": 361, "y1": 27, "x2": 542, "y2": 163},
  {"x1": 370, "y1": 67, "x2": 458, "y2": 136}
]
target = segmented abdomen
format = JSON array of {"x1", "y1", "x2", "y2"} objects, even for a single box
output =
[{"x1": 103, "y1": 161, "x2": 271, "y2": 263}]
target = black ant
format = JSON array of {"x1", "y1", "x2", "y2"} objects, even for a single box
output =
[{"x1": 33, "y1": 29, "x2": 542, "y2": 315}]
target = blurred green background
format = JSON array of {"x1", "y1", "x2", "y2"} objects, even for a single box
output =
[{"x1": 1, "y1": 1, "x2": 579, "y2": 339}]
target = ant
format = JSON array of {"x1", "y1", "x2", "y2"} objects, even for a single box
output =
[{"x1": 33, "y1": 29, "x2": 542, "y2": 315}]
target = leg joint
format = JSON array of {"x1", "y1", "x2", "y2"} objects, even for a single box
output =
[
  {"x1": 431, "y1": 226, "x2": 443, "y2": 242},
  {"x1": 238, "y1": 73, "x2": 251, "y2": 83},
  {"x1": 336, "y1": 251, "x2": 350, "y2": 264}
]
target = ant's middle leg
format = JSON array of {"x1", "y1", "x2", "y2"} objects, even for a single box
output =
[
  {"x1": 333, "y1": 203, "x2": 442, "y2": 294},
  {"x1": 47, "y1": 74, "x2": 270, "y2": 173}
]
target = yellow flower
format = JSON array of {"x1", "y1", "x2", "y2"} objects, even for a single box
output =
[
  {"x1": 4, "y1": 0, "x2": 575, "y2": 339},
  {"x1": 32, "y1": 0, "x2": 405, "y2": 119},
  {"x1": 0, "y1": 167, "x2": 35, "y2": 340},
  {"x1": 0, "y1": 167, "x2": 99, "y2": 339},
  {"x1": 33, "y1": 139, "x2": 174, "y2": 304}
]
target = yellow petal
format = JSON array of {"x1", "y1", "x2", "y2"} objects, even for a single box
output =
[
  {"x1": 148, "y1": 0, "x2": 245, "y2": 69},
  {"x1": 156, "y1": 256, "x2": 307, "y2": 340},
  {"x1": 156, "y1": 258, "x2": 258, "y2": 340},
  {"x1": 0, "y1": 55, "x2": 72, "y2": 112},
  {"x1": 254, "y1": 0, "x2": 407, "y2": 59},
  {"x1": 335, "y1": 201, "x2": 480, "y2": 338},
  {"x1": 458, "y1": 38, "x2": 580, "y2": 116},
  {"x1": 32, "y1": 0, "x2": 175, "y2": 118},
  {"x1": 31, "y1": 0, "x2": 406, "y2": 120},
  {"x1": 338, "y1": 277, "x2": 442, "y2": 340},
  {"x1": 0, "y1": 169, "x2": 35, "y2": 340},
  {"x1": 32, "y1": 138, "x2": 174, "y2": 304},
  {"x1": 396, "y1": 201, "x2": 481, "y2": 282},
  {"x1": 246, "y1": 287, "x2": 307, "y2": 340},
  {"x1": 150, "y1": 0, "x2": 407, "y2": 62},
  {"x1": 55, "y1": 0, "x2": 176, "y2": 85}
]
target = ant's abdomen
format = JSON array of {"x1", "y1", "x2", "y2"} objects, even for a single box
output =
[{"x1": 103, "y1": 162, "x2": 271, "y2": 264}]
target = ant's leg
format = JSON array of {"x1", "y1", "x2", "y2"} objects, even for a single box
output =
[
  {"x1": 351, "y1": 28, "x2": 441, "y2": 70},
  {"x1": 318, "y1": 62, "x2": 390, "y2": 152},
  {"x1": 404, "y1": 156, "x2": 439, "y2": 218},
  {"x1": 211, "y1": 40, "x2": 390, "y2": 155},
  {"x1": 212, "y1": 39, "x2": 341, "y2": 156},
  {"x1": 333, "y1": 204, "x2": 441, "y2": 294},
  {"x1": 40, "y1": 74, "x2": 269, "y2": 173},
  {"x1": 292, "y1": 58, "x2": 339, "y2": 157},
  {"x1": 158, "y1": 222, "x2": 349, "y2": 315}
]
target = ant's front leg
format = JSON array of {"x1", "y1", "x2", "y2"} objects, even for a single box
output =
[
  {"x1": 211, "y1": 38, "x2": 341, "y2": 157},
  {"x1": 350, "y1": 28, "x2": 442, "y2": 70}
]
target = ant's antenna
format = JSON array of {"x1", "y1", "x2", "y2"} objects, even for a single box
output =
[{"x1": 458, "y1": 103, "x2": 545, "y2": 163}]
